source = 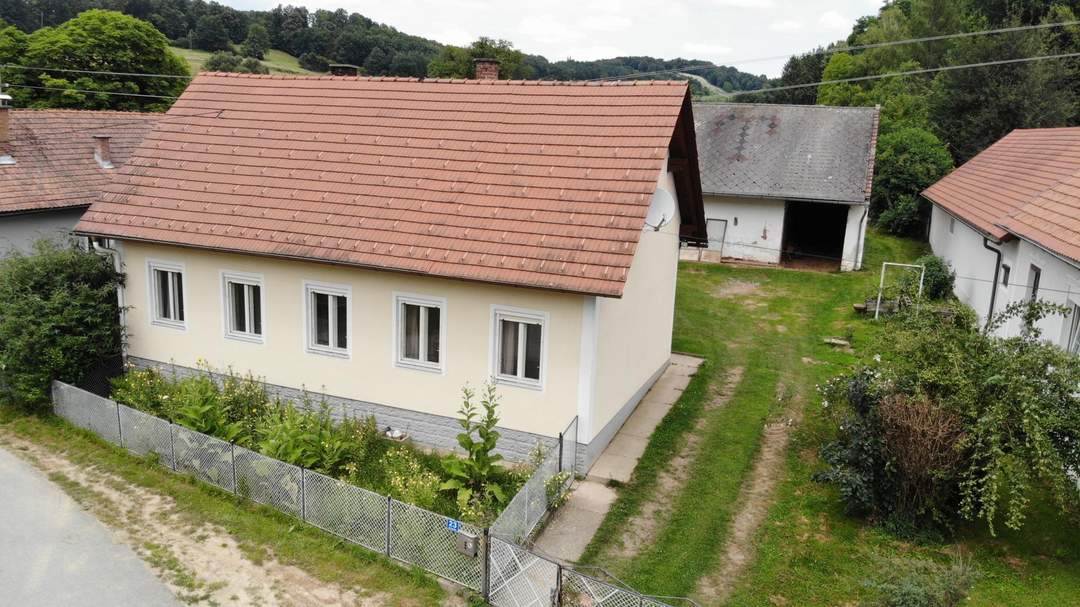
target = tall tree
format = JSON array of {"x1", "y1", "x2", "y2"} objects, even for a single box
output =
[
  {"x1": 192, "y1": 13, "x2": 230, "y2": 52},
  {"x1": 22, "y1": 9, "x2": 189, "y2": 111},
  {"x1": 240, "y1": 22, "x2": 269, "y2": 59},
  {"x1": 427, "y1": 37, "x2": 529, "y2": 79}
]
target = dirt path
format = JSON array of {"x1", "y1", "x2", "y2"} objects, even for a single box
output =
[
  {"x1": 693, "y1": 381, "x2": 806, "y2": 604},
  {"x1": 0, "y1": 429, "x2": 390, "y2": 607},
  {"x1": 602, "y1": 366, "x2": 745, "y2": 563}
]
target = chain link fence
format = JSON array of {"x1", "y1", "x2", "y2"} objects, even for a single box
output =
[{"x1": 51, "y1": 381, "x2": 674, "y2": 607}]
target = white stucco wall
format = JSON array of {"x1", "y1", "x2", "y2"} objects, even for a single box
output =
[
  {"x1": 0, "y1": 208, "x2": 87, "y2": 255},
  {"x1": 588, "y1": 172, "x2": 681, "y2": 448},
  {"x1": 120, "y1": 241, "x2": 586, "y2": 439},
  {"x1": 701, "y1": 195, "x2": 784, "y2": 264},
  {"x1": 998, "y1": 239, "x2": 1080, "y2": 348},
  {"x1": 842, "y1": 204, "x2": 869, "y2": 271},
  {"x1": 929, "y1": 204, "x2": 1003, "y2": 327}
]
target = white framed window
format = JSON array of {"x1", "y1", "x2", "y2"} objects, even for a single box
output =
[
  {"x1": 1068, "y1": 304, "x2": 1080, "y2": 355},
  {"x1": 394, "y1": 293, "x2": 445, "y2": 372},
  {"x1": 303, "y1": 281, "x2": 350, "y2": 358},
  {"x1": 222, "y1": 271, "x2": 264, "y2": 343},
  {"x1": 1029, "y1": 264, "x2": 1042, "y2": 300},
  {"x1": 148, "y1": 260, "x2": 186, "y2": 330},
  {"x1": 492, "y1": 306, "x2": 547, "y2": 389}
]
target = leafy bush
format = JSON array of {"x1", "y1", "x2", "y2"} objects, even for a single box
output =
[
  {"x1": 382, "y1": 445, "x2": 442, "y2": 510},
  {"x1": 876, "y1": 195, "x2": 922, "y2": 236},
  {"x1": 0, "y1": 239, "x2": 124, "y2": 408},
  {"x1": 442, "y1": 383, "x2": 507, "y2": 519},
  {"x1": 863, "y1": 556, "x2": 977, "y2": 607},
  {"x1": 900, "y1": 255, "x2": 955, "y2": 300},
  {"x1": 816, "y1": 300, "x2": 1080, "y2": 534},
  {"x1": 298, "y1": 51, "x2": 330, "y2": 72},
  {"x1": 203, "y1": 51, "x2": 268, "y2": 74},
  {"x1": 871, "y1": 127, "x2": 954, "y2": 236}
]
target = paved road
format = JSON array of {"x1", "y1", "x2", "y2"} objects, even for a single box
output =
[{"x1": 0, "y1": 445, "x2": 181, "y2": 607}]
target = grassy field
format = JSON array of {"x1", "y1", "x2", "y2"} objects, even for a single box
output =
[
  {"x1": 170, "y1": 46, "x2": 318, "y2": 75},
  {"x1": 0, "y1": 406, "x2": 453, "y2": 606},
  {"x1": 579, "y1": 230, "x2": 1080, "y2": 605}
]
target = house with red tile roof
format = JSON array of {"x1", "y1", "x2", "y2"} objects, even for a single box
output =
[
  {"x1": 0, "y1": 94, "x2": 159, "y2": 253},
  {"x1": 75, "y1": 71, "x2": 707, "y2": 468},
  {"x1": 922, "y1": 127, "x2": 1080, "y2": 353}
]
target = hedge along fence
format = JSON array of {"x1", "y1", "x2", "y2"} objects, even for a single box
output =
[{"x1": 52, "y1": 381, "x2": 672, "y2": 607}]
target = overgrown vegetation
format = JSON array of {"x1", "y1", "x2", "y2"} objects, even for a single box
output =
[
  {"x1": 110, "y1": 365, "x2": 527, "y2": 522},
  {"x1": 815, "y1": 301, "x2": 1080, "y2": 535},
  {"x1": 0, "y1": 239, "x2": 124, "y2": 409}
]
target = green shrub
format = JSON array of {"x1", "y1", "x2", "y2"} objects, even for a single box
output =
[
  {"x1": 901, "y1": 255, "x2": 955, "y2": 300},
  {"x1": 298, "y1": 51, "x2": 330, "y2": 72},
  {"x1": 863, "y1": 556, "x2": 977, "y2": 607},
  {"x1": 871, "y1": 126, "x2": 954, "y2": 236},
  {"x1": 382, "y1": 445, "x2": 442, "y2": 510},
  {"x1": 173, "y1": 376, "x2": 244, "y2": 443},
  {"x1": 111, "y1": 367, "x2": 179, "y2": 419},
  {"x1": 442, "y1": 383, "x2": 507, "y2": 518},
  {"x1": 0, "y1": 239, "x2": 124, "y2": 408},
  {"x1": 816, "y1": 301, "x2": 1080, "y2": 534},
  {"x1": 876, "y1": 195, "x2": 922, "y2": 236}
]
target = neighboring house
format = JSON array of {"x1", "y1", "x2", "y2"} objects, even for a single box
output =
[
  {"x1": 923, "y1": 127, "x2": 1080, "y2": 354},
  {"x1": 0, "y1": 93, "x2": 158, "y2": 253},
  {"x1": 75, "y1": 70, "x2": 707, "y2": 470},
  {"x1": 689, "y1": 103, "x2": 879, "y2": 271}
]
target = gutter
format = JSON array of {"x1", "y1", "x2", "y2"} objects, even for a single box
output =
[
  {"x1": 855, "y1": 206, "x2": 869, "y2": 270},
  {"x1": 90, "y1": 237, "x2": 127, "y2": 362},
  {"x1": 982, "y1": 237, "x2": 1002, "y2": 331}
]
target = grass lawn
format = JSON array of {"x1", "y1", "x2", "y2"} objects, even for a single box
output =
[
  {"x1": 579, "y1": 230, "x2": 1080, "y2": 605},
  {"x1": 170, "y1": 46, "x2": 318, "y2": 75},
  {"x1": 0, "y1": 406, "x2": 452, "y2": 606}
]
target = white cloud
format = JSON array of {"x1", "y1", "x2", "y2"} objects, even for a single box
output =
[
  {"x1": 819, "y1": 10, "x2": 851, "y2": 30},
  {"x1": 580, "y1": 15, "x2": 633, "y2": 31},
  {"x1": 518, "y1": 15, "x2": 582, "y2": 44},
  {"x1": 770, "y1": 19, "x2": 803, "y2": 32},
  {"x1": 710, "y1": 0, "x2": 774, "y2": 8},
  {"x1": 682, "y1": 42, "x2": 734, "y2": 58},
  {"x1": 430, "y1": 26, "x2": 473, "y2": 46}
]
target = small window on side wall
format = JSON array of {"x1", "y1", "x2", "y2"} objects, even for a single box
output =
[
  {"x1": 1028, "y1": 265, "x2": 1042, "y2": 300},
  {"x1": 149, "y1": 261, "x2": 185, "y2": 329},
  {"x1": 395, "y1": 294, "x2": 444, "y2": 372},
  {"x1": 493, "y1": 307, "x2": 545, "y2": 389},
  {"x1": 1001, "y1": 264, "x2": 1010, "y2": 287},
  {"x1": 1068, "y1": 304, "x2": 1080, "y2": 355},
  {"x1": 223, "y1": 272, "x2": 263, "y2": 342},
  {"x1": 949, "y1": 217, "x2": 955, "y2": 234},
  {"x1": 305, "y1": 282, "x2": 349, "y2": 357}
]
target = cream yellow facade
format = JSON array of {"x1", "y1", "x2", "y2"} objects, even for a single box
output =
[{"x1": 116, "y1": 168, "x2": 684, "y2": 464}]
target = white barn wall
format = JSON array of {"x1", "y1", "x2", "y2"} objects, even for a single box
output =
[
  {"x1": 929, "y1": 204, "x2": 1002, "y2": 326},
  {"x1": 842, "y1": 205, "x2": 868, "y2": 271},
  {"x1": 702, "y1": 195, "x2": 784, "y2": 264}
]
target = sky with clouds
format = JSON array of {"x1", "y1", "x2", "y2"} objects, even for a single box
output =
[{"x1": 229, "y1": 0, "x2": 887, "y2": 77}]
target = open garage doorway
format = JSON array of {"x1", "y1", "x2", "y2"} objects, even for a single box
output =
[{"x1": 781, "y1": 201, "x2": 848, "y2": 271}]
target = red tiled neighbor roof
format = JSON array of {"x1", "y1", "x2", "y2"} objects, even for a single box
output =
[
  {"x1": 0, "y1": 110, "x2": 160, "y2": 215},
  {"x1": 922, "y1": 128, "x2": 1080, "y2": 242},
  {"x1": 76, "y1": 73, "x2": 703, "y2": 297}
]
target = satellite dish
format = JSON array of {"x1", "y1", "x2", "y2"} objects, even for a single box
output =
[{"x1": 644, "y1": 188, "x2": 677, "y2": 231}]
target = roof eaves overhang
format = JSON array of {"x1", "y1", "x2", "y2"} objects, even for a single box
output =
[
  {"x1": 73, "y1": 230, "x2": 630, "y2": 298},
  {"x1": 703, "y1": 190, "x2": 868, "y2": 205},
  {"x1": 669, "y1": 90, "x2": 708, "y2": 246},
  {"x1": 922, "y1": 193, "x2": 1011, "y2": 242}
]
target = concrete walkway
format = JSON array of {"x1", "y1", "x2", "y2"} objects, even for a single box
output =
[
  {"x1": 0, "y1": 446, "x2": 181, "y2": 607},
  {"x1": 534, "y1": 354, "x2": 703, "y2": 562}
]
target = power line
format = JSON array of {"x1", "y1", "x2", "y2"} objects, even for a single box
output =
[
  {"x1": 4, "y1": 83, "x2": 179, "y2": 100},
  {"x1": 1, "y1": 63, "x2": 193, "y2": 80},
  {"x1": 697, "y1": 51, "x2": 1080, "y2": 99},
  {"x1": 593, "y1": 19, "x2": 1080, "y2": 82}
]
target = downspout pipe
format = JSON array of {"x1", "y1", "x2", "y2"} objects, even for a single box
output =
[
  {"x1": 91, "y1": 237, "x2": 127, "y2": 362},
  {"x1": 855, "y1": 205, "x2": 869, "y2": 270},
  {"x1": 982, "y1": 237, "x2": 1002, "y2": 332}
]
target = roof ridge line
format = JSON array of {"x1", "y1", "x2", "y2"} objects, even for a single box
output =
[{"x1": 195, "y1": 71, "x2": 689, "y2": 87}]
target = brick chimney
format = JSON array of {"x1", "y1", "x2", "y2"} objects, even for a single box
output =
[
  {"x1": 473, "y1": 58, "x2": 501, "y2": 80},
  {"x1": 0, "y1": 92, "x2": 14, "y2": 166},
  {"x1": 93, "y1": 135, "x2": 113, "y2": 169}
]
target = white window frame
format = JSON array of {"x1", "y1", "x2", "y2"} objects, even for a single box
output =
[
  {"x1": 221, "y1": 271, "x2": 265, "y2": 344},
  {"x1": 147, "y1": 260, "x2": 186, "y2": 330},
  {"x1": 393, "y1": 293, "x2": 447, "y2": 373},
  {"x1": 490, "y1": 305, "x2": 548, "y2": 391},
  {"x1": 303, "y1": 280, "x2": 351, "y2": 359}
]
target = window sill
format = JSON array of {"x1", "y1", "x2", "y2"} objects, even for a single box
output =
[
  {"x1": 225, "y1": 331, "x2": 264, "y2": 345},
  {"x1": 151, "y1": 318, "x2": 186, "y2": 331},
  {"x1": 395, "y1": 358, "x2": 444, "y2": 374},
  {"x1": 305, "y1": 345, "x2": 350, "y2": 359},
  {"x1": 494, "y1": 375, "x2": 543, "y2": 391}
]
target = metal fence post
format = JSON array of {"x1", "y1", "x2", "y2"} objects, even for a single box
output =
[
  {"x1": 115, "y1": 402, "x2": 123, "y2": 448},
  {"x1": 557, "y1": 432, "x2": 564, "y2": 473},
  {"x1": 168, "y1": 423, "x2": 177, "y2": 471},
  {"x1": 300, "y1": 468, "x2": 306, "y2": 521},
  {"x1": 230, "y1": 443, "x2": 237, "y2": 494},
  {"x1": 481, "y1": 527, "x2": 491, "y2": 602},
  {"x1": 554, "y1": 563, "x2": 563, "y2": 607},
  {"x1": 384, "y1": 496, "x2": 393, "y2": 557}
]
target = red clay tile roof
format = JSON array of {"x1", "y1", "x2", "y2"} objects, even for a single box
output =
[
  {"x1": 76, "y1": 73, "x2": 700, "y2": 296},
  {"x1": 922, "y1": 128, "x2": 1080, "y2": 242},
  {"x1": 0, "y1": 109, "x2": 160, "y2": 215}
]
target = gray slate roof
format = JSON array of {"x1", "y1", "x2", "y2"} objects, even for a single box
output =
[{"x1": 693, "y1": 103, "x2": 879, "y2": 204}]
